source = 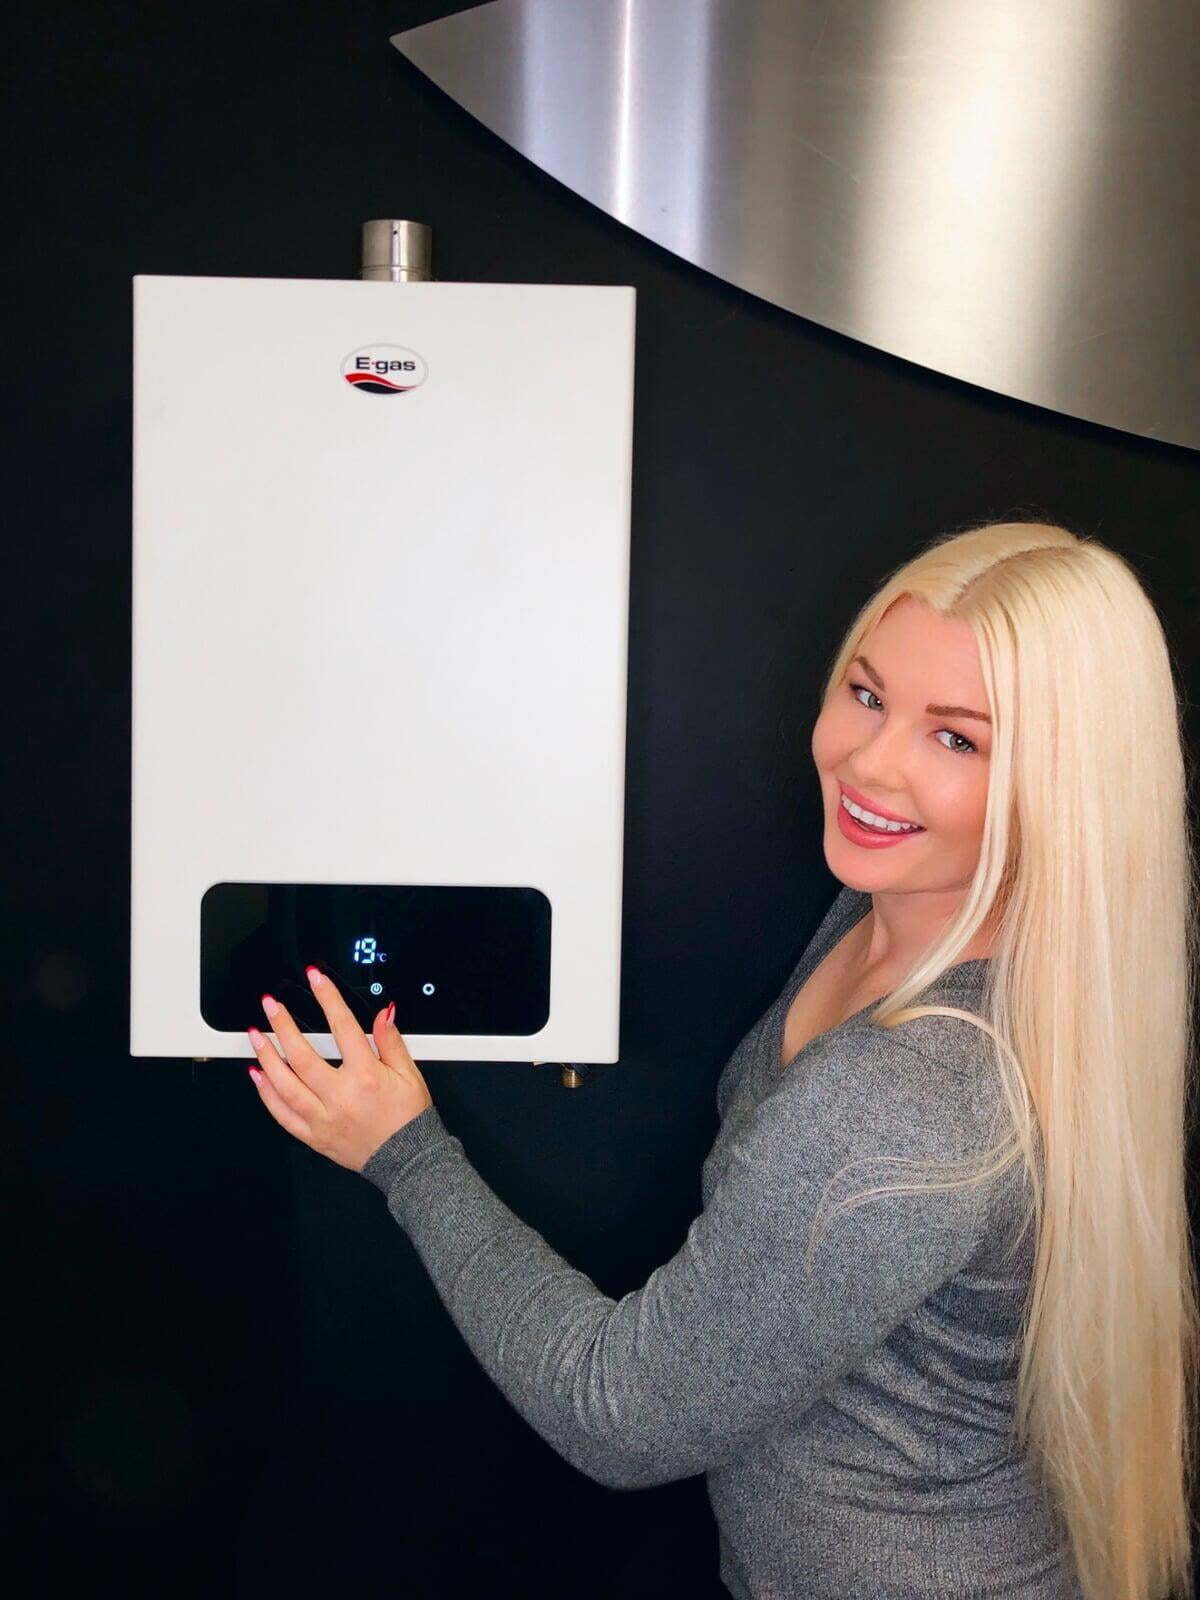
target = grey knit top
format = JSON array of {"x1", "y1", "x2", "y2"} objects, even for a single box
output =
[{"x1": 362, "y1": 882, "x2": 1083, "y2": 1598}]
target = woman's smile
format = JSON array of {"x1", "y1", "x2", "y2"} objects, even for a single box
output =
[{"x1": 836, "y1": 790, "x2": 927, "y2": 849}]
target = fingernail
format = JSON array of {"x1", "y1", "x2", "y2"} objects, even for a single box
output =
[
  {"x1": 385, "y1": 1002, "x2": 395, "y2": 1026},
  {"x1": 262, "y1": 994, "x2": 280, "y2": 1018},
  {"x1": 306, "y1": 965, "x2": 324, "y2": 988}
]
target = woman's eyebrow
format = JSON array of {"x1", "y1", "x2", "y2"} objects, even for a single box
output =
[{"x1": 851, "y1": 655, "x2": 993, "y2": 725}]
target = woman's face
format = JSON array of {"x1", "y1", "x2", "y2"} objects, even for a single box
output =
[{"x1": 810, "y1": 595, "x2": 993, "y2": 894}]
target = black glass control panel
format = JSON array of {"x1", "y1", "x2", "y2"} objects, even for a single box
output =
[{"x1": 199, "y1": 883, "x2": 552, "y2": 1040}]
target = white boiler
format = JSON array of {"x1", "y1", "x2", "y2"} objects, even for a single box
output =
[{"x1": 130, "y1": 237, "x2": 635, "y2": 1065}]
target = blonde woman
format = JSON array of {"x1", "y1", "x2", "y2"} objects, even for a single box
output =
[{"x1": 250, "y1": 520, "x2": 1199, "y2": 1600}]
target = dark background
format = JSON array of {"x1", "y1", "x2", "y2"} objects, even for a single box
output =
[{"x1": 6, "y1": 3, "x2": 1199, "y2": 1596}]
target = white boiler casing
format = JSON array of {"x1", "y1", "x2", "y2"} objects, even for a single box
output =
[{"x1": 130, "y1": 274, "x2": 635, "y2": 1063}]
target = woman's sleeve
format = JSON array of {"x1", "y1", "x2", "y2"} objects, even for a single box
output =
[{"x1": 360, "y1": 1030, "x2": 995, "y2": 1491}]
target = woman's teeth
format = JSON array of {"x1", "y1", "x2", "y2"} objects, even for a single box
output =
[{"x1": 841, "y1": 795, "x2": 922, "y2": 833}]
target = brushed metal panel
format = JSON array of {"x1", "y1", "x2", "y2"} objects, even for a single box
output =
[{"x1": 392, "y1": 0, "x2": 1199, "y2": 452}]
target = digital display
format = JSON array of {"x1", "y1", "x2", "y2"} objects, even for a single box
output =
[{"x1": 199, "y1": 883, "x2": 552, "y2": 1043}]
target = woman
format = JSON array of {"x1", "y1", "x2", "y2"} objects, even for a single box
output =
[{"x1": 247, "y1": 520, "x2": 1199, "y2": 1600}]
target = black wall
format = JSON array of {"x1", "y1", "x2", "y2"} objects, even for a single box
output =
[{"x1": 7, "y1": 4, "x2": 1198, "y2": 1596}]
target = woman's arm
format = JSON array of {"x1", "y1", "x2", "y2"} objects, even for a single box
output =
[{"x1": 361, "y1": 1029, "x2": 996, "y2": 1490}]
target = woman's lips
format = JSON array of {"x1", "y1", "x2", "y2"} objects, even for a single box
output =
[
  {"x1": 835, "y1": 794, "x2": 926, "y2": 849},
  {"x1": 838, "y1": 781, "x2": 919, "y2": 825}
]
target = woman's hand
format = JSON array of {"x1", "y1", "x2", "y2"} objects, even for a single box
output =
[{"x1": 247, "y1": 965, "x2": 434, "y2": 1174}]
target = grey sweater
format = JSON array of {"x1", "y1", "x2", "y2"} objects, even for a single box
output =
[{"x1": 362, "y1": 883, "x2": 1083, "y2": 1598}]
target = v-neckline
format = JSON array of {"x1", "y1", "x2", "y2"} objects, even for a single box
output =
[
  {"x1": 772, "y1": 891, "x2": 873, "y2": 1072},
  {"x1": 771, "y1": 887, "x2": 990, "y2": 1073}
]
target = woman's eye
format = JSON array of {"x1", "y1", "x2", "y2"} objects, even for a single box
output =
[
  {"x1": 848, "y1": 681, "x2": 977, "y2": 755},
  {"x1": 935, "y1": 729, "x2": 977, "y2": 755}
]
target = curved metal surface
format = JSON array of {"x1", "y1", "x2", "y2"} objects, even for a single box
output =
[{"x1": 392, "y1": 0, "x2": 1199, "y2": 453}]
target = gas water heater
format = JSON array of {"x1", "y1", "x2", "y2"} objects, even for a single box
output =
[{"x1": 130, "y1": 221, "x2": 636, "y2": 1067}]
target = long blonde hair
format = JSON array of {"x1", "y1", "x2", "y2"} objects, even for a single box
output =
[{"x1": 803, "y1": 521, "x2": 1200, "y2": 1600}]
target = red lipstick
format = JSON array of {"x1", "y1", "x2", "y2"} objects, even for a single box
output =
[
  {"x1": 835, "y1": 782, "x2": 926, "y2": 850},
  {"x1": 838, "y1": 782, "x2": 920, "y2": 826}
]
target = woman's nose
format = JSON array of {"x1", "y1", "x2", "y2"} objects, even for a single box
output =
[{"x1": 850, "y1": 733, "x2": 909, "y2": 785}]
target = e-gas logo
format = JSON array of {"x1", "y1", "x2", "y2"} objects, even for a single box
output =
[{"x1": 341, "y1": 344, "x2": 428, "y2": 395}]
